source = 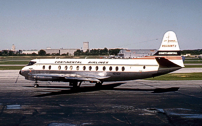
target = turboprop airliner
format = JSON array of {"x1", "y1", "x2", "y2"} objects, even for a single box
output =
[{"x1": 19, "y1": 31, "x2": 184, "y2": 88}]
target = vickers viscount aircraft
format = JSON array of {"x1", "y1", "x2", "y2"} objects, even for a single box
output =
[{"x1": 20, "y1": 31, "x2": 184, "y2": 88}]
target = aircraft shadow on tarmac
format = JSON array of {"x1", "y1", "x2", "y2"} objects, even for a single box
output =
[{"x1": 27, "y1": 83, "x2": 180, "y2": 97}]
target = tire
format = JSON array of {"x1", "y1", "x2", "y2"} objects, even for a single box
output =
[{"x1": 34, "y1": 84, "x2": 39, "y2": 88}]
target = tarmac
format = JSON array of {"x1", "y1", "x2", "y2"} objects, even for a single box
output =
[
  {"x1": 172, "y1": 68, "x2": 202, "y2": 73},
  {"x1": 0, "y1": 70, "x2": 202, "y2": 126}
]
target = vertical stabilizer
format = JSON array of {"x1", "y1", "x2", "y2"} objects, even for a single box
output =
[
  {"x1": 159, "y1": 31, "x2": 180, "y2": 51},
  {"x1": 154, "y1": 31, "x2": 181, "y2": 55}
]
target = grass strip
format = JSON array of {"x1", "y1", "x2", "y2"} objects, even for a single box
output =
[
  {"x1": 184, "y1": 60, "x2": 202, "y2": 63},
  {"x1": 184, "y1": 61, "x2": 202, "y2": 63},
  {"x1": 185, "y1": 65, "x2": 202, "y2": 68},
  {"x1": 0, "y1": 61, "x2": 29, "y2": 64},
  {"x1": 146, "y1": 73, "x2": 202, "y2": 80},
  {"x1": 0, "y1": 66, "x2": 24, "y2": 70}
]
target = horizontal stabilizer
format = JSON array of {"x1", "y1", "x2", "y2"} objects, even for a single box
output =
[{"x1": 155, "y1": 57, "x2": 181, "y2": 68}]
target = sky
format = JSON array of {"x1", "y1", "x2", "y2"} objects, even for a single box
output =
[{"x1": 1, "y1": 0, "x2": 202, "y2": 50}]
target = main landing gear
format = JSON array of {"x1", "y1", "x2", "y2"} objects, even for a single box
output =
[
  {"x1": 69, "y1": 81, "x2": 103, "y2": 88},
  {"x1": 95, "y1": 81, "x2": 103, "y2": 87},
  {"x1": 34, "y1": 80, "x2": 39, "y2": 88},
  {"x1": 69, "y1": 81, "x2": 82, "y2": 89}
]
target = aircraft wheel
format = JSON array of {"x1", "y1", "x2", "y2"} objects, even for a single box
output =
[
  {"x1": 95, "y1": 81, "x2": 103, "y2": 87},
  {"x1": 70, "y1": 81, "x2": 78, "y2": 89},
  {"x1": 34, "y1": 84, "x2": 39, "y2": 88},
  {"x1": 73, "y1": 83, "x2": 78, "y2": 89}
]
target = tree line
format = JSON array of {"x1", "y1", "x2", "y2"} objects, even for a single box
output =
[
  {"x1": 0, "y1": 50, "x2": 50, "y2": 56},
  {"x1": 74, "y1": 48, "x2": 121, "y2": 56},
  {"x1": 0, "y1": 48, "x2": 121, "y2": 56},
  {"x1": 181, "y1": 49, "x2": 202, "y2": 55}
]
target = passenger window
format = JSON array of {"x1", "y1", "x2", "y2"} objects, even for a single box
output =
[
  {"x1": 116, "y1": 66, "x2": 119, "y2": 71},
  {"x1": 96, "y1": 66, "x2": 99, "y2": 71},
  {"x1": 65, "y1": 66, "x2": 68, "y2": 70},
  {"x1": 70, "y1": 66, "x2": 73, "y2": 70},
  {"x1": 109, "y1": 66, "x2": 112, "y2": 71},
  {"x1": 58, "y1": 65, "x2": 61, "y2": 70},
  {"x1": 89, "y1": 66, "x2": 92, "y2": 71},
  {"x1": 49, "y1": 65, "x2": 51, "y2": 70},
  {"x1": 83, "y1": 66, "x2": 86, "y2": 71},
  {"x1": 43, "y1": 65, "x2": 45, "y2": 70},
  {"x1": 122, "y1": 66, "x2": 125, "y2": 71},
  {"x1": 76, "y1": 66, "x2": 79, "y2": 71},
  {"x1": 103, "y1": 66, "x2": 106, "y2": 71}
]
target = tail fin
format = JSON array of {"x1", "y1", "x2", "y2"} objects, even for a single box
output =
[
  {"x1": 154, "y1": 31, "x2": 184, "y2": 68},
  {"x1": 154, "y1": 31, "x2": 181, "y2": 56}
]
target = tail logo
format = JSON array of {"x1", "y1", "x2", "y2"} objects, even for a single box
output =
[
  {"x1": 164, "y1": 40, "x2": 176, "y2": 42},
  {"x1": 162, "y1": 45, "x2": 176, "y2": 47}
]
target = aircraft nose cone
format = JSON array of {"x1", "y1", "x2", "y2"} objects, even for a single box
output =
[{"x1": 19, "y1": 70, "x2": 22, "y2": 75}]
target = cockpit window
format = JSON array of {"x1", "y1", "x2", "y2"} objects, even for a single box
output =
[{"x1": 27, "y1": 61, "x2": 36, "y2": 66}]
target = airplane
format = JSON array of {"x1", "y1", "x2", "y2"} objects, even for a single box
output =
[{"x1": 19, "y1": 31, "x2": 184, "y2": 88}]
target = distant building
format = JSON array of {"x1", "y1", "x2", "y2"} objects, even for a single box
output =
[
  {"x1": 44, "y1": 49, "x2": 60, "y2": 55},
  {"x1": 198, "y1": 54, "x2": 202, "y2": 58},
  {"x1": 22, "y1": 50, "x2": 38, "y2": 54},
  {"x1": 83, "y1": 42, "x2": 89, "y2": 52},
  {"x1": 43, "y1": 48, "x2": 78, "y2": 56},
  {"x1": 11, "y1": 44, "x2": 15, "y2": 51},
  {"x1": 184, "y1": 54, "x2": 191, "y2": 57},
  {"x1": 118, "y1": 49, "x2": 157, "y2": 58},
  {"x1": 60, "y1": 49, "x2": 78, "y2": 56}
]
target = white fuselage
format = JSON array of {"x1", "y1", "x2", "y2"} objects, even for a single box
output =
[{"x1": 20, "y1": 56, "x2": 184, "y2": 82}]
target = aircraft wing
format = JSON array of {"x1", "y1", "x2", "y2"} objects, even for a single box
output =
[{"x1": 28, "y1": 73, "x2": 109, "y2": 82}]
